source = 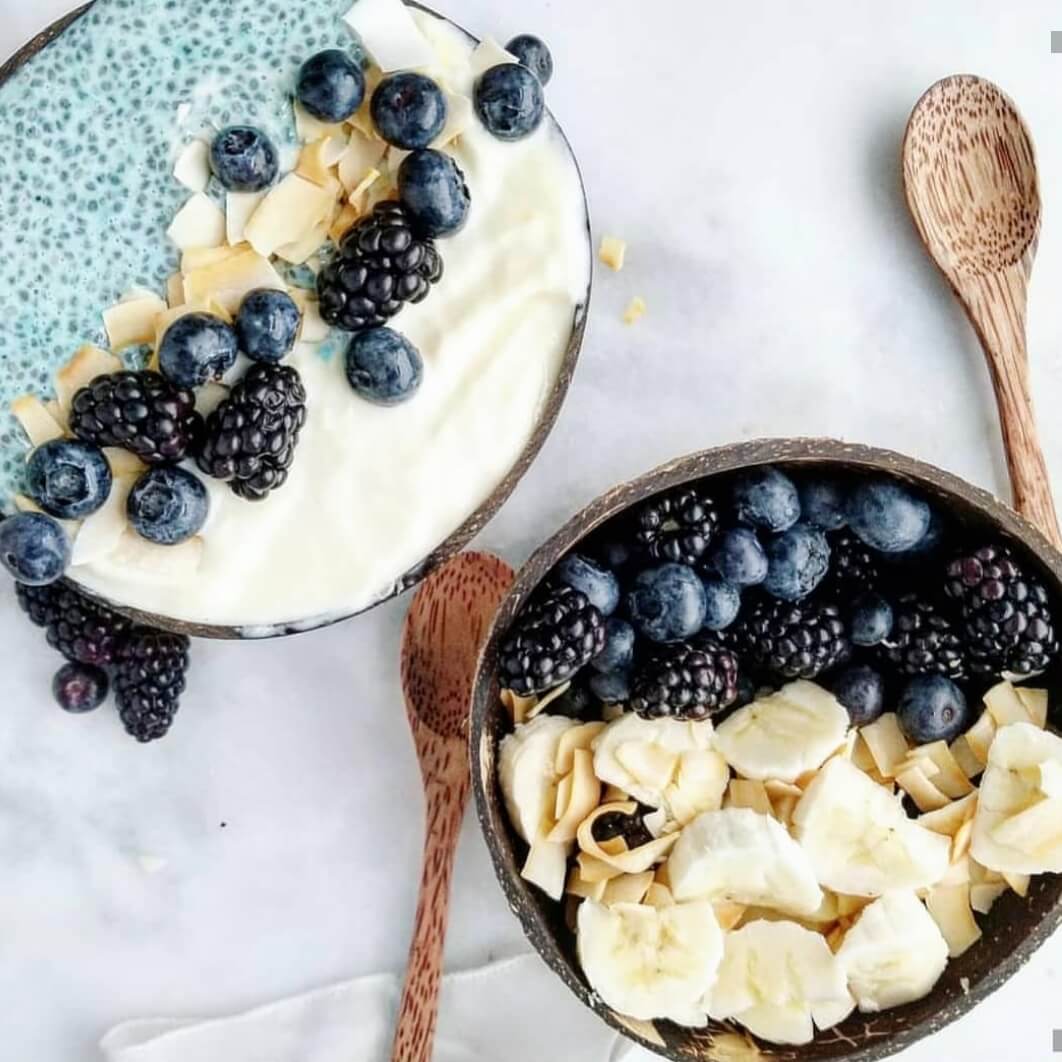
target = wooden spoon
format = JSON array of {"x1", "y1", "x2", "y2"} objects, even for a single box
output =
[
  {"x1": 903, "y1": 74, "x2": 1061, "y2": 548},
  {"x1": 392, "y1": 551, "x2": 515, "y2": 1062}
]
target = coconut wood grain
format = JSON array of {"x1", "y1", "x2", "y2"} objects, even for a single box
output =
[
  {"x1": 393, "y1": 551, "x2": 514, "y2": 1062},
  {"x1": 903, "y1": 74, "x2": 1061, "y2": 548}
]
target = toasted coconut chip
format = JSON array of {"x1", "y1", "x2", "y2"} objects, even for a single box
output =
[
  {"x1": 194, "y1": 382, "x2": 229, "y2": 419},
  {"x1": 244, "y1": 174, "x2": 339, "y2": 258},
  {"x1": 548, "y1": 749, "x2": 601, "y2": 844},
  {"x1": 11, "y1": 395, "x2": 65, "y2": 446},
  {"x1": 918, "y1": 791, "x2": 978, "y2": 836},
  {"x1": 293, "y1": 100, "x2": 346, "y2": 142},
  {"x1": 850, "y1": 734, "x2": 878, "y2": 774},
  {"x1": 330, "y1": 201, "x2": 362, "y2": 243},
  {"x1": 166, "y1": 273, "x2": 186, "y2": 308},
  {"x1": 1003, "y1": 870, "x2": 1030, "y2": 897},
  {"x1": 555, "y1": 721, "x2": 606, "y2": 775},
  {"x1": 1016, "y1": 686, "x2": 1049, "y2": 729},
  {"x1": 577, "y1": 801, "x2": 678, "y2": 874},
  {"x1": 713, "y1": 901, "x2": 748, "y2": 931},
  {"x1": 55, "y1": 345, "x2": 122, "y2": 414},
  {"x1": 602, "y1": 784, "x2": 630, "y2": 803},
  {"x1": 949, "y1": 735, "x2": 984, "y2": 780},
  {"x1": 643, "y1": 882, "x2": 674, "y2": 908},
  {"x1": 985, "y1": 680, "x2": 1037, "y2": 727},
  {"x1": 970, "y1": 882, "x2": 1008, "y2": 914},
  {"x1": 926, "y1": 883, "x2": 982, "y2": 957},
  {"x1": 337, "y1": 132, "x2": 388, "y2": 192},
  {"x1": 896, "y1": 763, "x2": 951, "y2": 813},
  {"x1": 940, "y1": 855, "x2": 970, "y2": 886},
  {"x1": 181, "y1": 244, "x2": 245, "y2": 273},
  {"x1": 602, "y1": 870, "x2": 655, "y2": 907},
  {"x1": 348, "y1": 167, "x2": 382, "y2": 209},
  {"x1": 725, "y1": 779, "x2": 773, "y2": 816},
  {"x1": 834, "y1": 893, "x2": 870, "y2": 919},
  {"x1": 521, "y1": 839, "x2": 568, "y2": 901},
  {"x1": 905, "y1": 741, "x2": 975, "y2": 798},
  {"x1": 101, "y1": 448, "x2": 145, "y2": 476},
  {"x1": 964, "y1": 710, "x2": 998, "y2": 765},
  {"x1": 184, "y1": 249, "x2": 287, "y2": 314},
  {"x1": 226, "y1": 191, "x2": 267, "y2": 247},
  {"x1": 275, "y1": 221, "x2": 331, "y2": 266},
  {"x1": 826, "y1": 923, "x2": 848, "y2": 954},
  {"x1": 566, "y1": 866, "x2": 607, "y2": 902},
  {"x1": 860, "y1": 713, "x2": 910, "y2": 778},
  {"x1": 951, "y1": 818, "x2": 974, "y2": 863},
  {"x1": 167, "y1": 192, "x2": 226, "y2": 251},
  {"x1": 576, "y1": 852, "x2": 624, "y2": 884},
  {"x1": 173, "y1": 138, "x2": 211, "y2": 192},
  {"x1": 296, "y1": 137, "x2": 344, "y2": 187},
  {"x1": 499, "y1": 680, "x2": 571, "y2": 725},
  {"x1": 103, "y1": 293, "x2": 167, "y2": 352},
  {"x1": 599, "y1": 235, "x2": 627, "y2": 272},
  {"x1": 599, "y1": 837, "x2": 627, "y2": 858}
]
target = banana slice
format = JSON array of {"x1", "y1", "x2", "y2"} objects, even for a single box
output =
[
  {"x1": 592, "y1": 713, "x2": 728, "y2": 823},
  {"x1": 706, "y1": 919, "x2": 854, "y2": 1046},
  {"x1": 836, "y1": 891, "x2": 949, "y2": 1012},
  {"x1": 971, "y1": 722, "x2": 1062, "y2": 875},
  {"x1": 577, "y1": 900, "x2": 723, "y2": 1026},
  {"x1": 499, "y1": 714, "x2": 577, "y2": 845},
  {"x1": 792, "y1": 758, "x2": 950, "y2": 896},
  {"x1": 713, "y1": 681, "x2": 849, "y2": 783},
  {"x1": 667, "y1": 808, "x2": 823, "y2": 915}
]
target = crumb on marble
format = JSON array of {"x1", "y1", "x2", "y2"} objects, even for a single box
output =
[
  {"x1": 623, "y1": 296, "x2": 646, "y2": 325},
  {"x1": 960, "y1": 976, "x2": 970, "y2": 994},
  {"x1": 599, "y1": 235, "x2": 627, "y2": 272}
]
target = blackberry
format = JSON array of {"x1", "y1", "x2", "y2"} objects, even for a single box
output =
[
  {"x1": 880, "y1": 594, "x2": 966, "y2": 681},
  {"x1": 820, "y1": 531, "x2": 880, "y2": 599},
  {"x1": 591, "y1": 809, "x2": 653, "y2": 850},
  {"x1": 16, "y1": 581, "x2": 131, "y2": 666},
  {"x1": 69, "y1": 370, "x2": 203, "y2": 465},
  {"x1": 634, "y1": 487, "x2": 720, "y2": 567},
  {"x1": 115, "y1": 629, "x2": 190, "y2": 743},
  {"x1": 196, "y1": 363, "x2": 307, "y2": 501},
  {"x1": 732, "y1": 597, "x2": 850, "y2": 680},
  {"x1": 499, "y1": 585, "x2": 606, "y2": 696},
  {"x1": 316, "y1": 201, "x2": 443, "y2": 332},
  {"x1": 945, "y1": 545, "x2": 1059, "y2": 676},
  {"x1": 629, "y1": 643, "x2": 739, "y2": 721}
]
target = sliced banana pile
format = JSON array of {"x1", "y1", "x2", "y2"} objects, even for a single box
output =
[{"x1": 498, "y1": 676, "x2": 1062, "y2": 1046}]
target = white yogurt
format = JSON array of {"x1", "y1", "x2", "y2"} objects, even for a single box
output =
[{"x1": 70, "y1": 14, "x2": 590, "y2": 629}]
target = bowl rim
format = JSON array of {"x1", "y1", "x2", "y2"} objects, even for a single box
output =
[
  {"x1": 469, "y1": 436, "x2": 1062, "y2": 1062},
  {"x1": 0, "y1": 0, "x2": 592, "y2": 640}
]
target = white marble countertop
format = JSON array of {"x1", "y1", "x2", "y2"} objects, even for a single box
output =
[{"x1": 3, "y1": 1, "x2": 1062, "y2": 1058}]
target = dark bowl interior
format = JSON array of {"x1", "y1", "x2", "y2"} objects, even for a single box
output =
[
  {"x1": 0, "y1": 0, "x2": 591, "y2": 640},
  {"x1": 470, "y1": 438, "x2": 1062, "y2": 1062}
]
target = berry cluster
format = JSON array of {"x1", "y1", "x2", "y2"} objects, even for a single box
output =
[
  {"x1": 15, "y1": 574, "x2": 191, "y2": 742},
  {"x1": 498, "y1": 465, "x2": 1059, "y2": 745}
]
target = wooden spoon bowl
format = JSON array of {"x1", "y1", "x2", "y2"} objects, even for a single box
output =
[{"x1": 470, "y1": 438, "x2": 1062, "y2": 1062}]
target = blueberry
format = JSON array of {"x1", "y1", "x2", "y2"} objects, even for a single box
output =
[
  {"x1": 506, "y1": 34, "x2": 554, "y2": 85},
  {"x1": 127, "y1": 467, "x2": 209, "y2": 546},
  {"x1": 897, "y1": 675, "x2": 970, "y2": 744},
  {"x1": 709, "y1": 526, "x2": 768, "y2": 587},
  {"x1": 53, "y1": 661, "x2": 108, "y2": 714},
  {"x1": 398, "y1": 149, "x2": 470, "y2": 237},
  {"x1": 590, "y1": 670, "x2": 630, "y2": 704},
  {"x1": 548, "y1": 682, "x2": 595, "y2": 719},
  {"x1": 0, "y1": 512, "x2": 70, "y2": 585},
  {"x1": 344, "y1": 328, "x2": 423, "y2": 405},
  {"x1": 26, "y1": 439, "x2": 112, "y2": 519},
  {"x1": 236, "y1": 289, "x2": 302, "y2": 364},
  {"x1": 830, "y1": 665, "x2": 886, "y2": 726},
  {"x1": 798, "y1": 478, "x2": 847, "y2": 530},
  {"x1": 734, "y1": 673, "x2": 758, "y2": 708},
  {"x1": 556, "y1": 553, "x2": 620, "y2": 616},
  {"x1": 474, "y1": 63, "x2": 545, "y2": 142},
  {"x1": 371, "y1": 73, "x2": 447, "y2": 149},
  {"x1": 763, "y1": 524, "x2": 830, "y2": 601},
  {"x1": 845, "y1": 479, "x2": 931, "y2": 553},
  {"x1": 209, "y1": 126, "x2": 279, "y2": 192},
  {"x1": 626, "y1": 563, "x2": 707, "y2": 643},
  {"x1": 880, "y1": 508, "x2": 947, "y2": 565},
  {"x1": 850, "y1": 592, "x2": 893, "y2": 647},
  {"x1": 296, "y1": 49, "x2": 365, "y2": 123},
  {"x1": 158, "y1": 312, "x2": 239, "y2": 389},
  {"x1": 732, "y1": 466, "x2": 800, "y2": 533},
  {"x1": 592, "y1": 617, "x2": 635, "y2": 673},
  {"x1": 701, "y1": 575, "x2": 741, "y2": 631}
]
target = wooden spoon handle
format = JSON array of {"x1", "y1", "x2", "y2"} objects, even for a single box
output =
[
  {"x1": 390, "y1": 774, "x2": 469, "y2": 1062},
  {"x1": 962, "y1": 267, "x2": 1062, "y2": 549}
]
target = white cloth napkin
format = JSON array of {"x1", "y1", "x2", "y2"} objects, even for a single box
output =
[{"x1": 100, "y1": 952, "x2": 656, "y2": 1062}]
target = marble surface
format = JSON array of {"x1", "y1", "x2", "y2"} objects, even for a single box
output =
[{"x1": 2, "y1": 1, "x2": 1062, "y2": 1058}]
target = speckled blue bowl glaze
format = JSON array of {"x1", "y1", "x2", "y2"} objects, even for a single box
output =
[{"x1": 0, "y1": 1, "x2": 591, "y2": 638}]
